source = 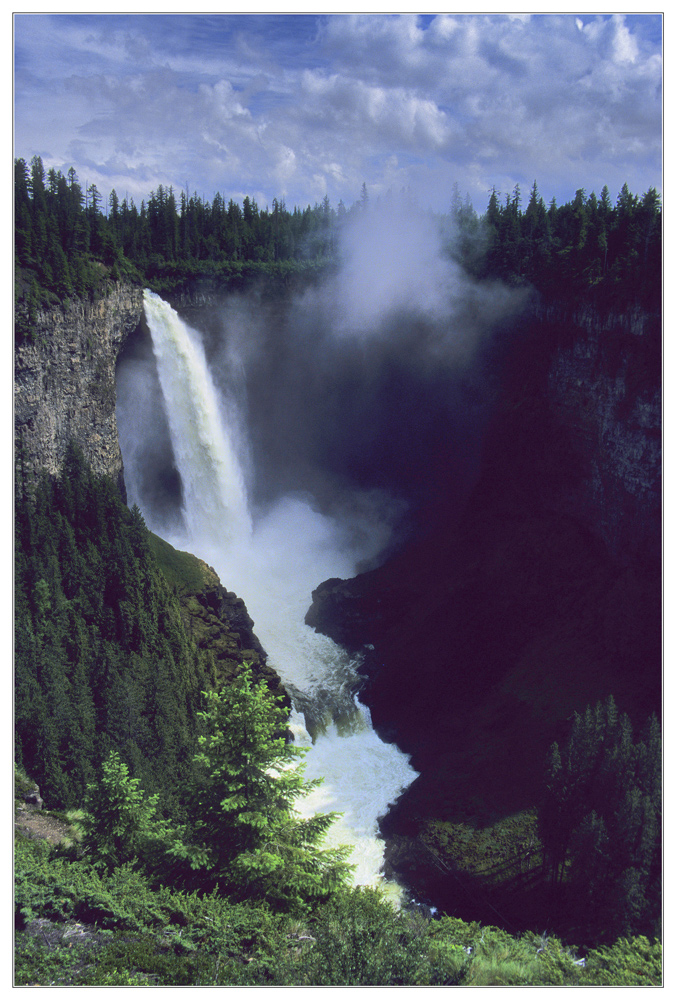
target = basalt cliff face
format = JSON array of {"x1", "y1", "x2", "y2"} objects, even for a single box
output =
[
  {"x1": 306, "y1": 303, "x2": 661, "y2": 842},
  {"x1": 14, "y1": 284, "x2": 276, "y2": 692},
  {"x1": 531, "y1": 304, "x2": 660, "y2": 565},
  {"x1": 14, "y1": 284, "x2": 144, "y2": 496}
]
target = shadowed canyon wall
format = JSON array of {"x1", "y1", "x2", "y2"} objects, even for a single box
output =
[{"x1": 306, "y1": 302, "x2": 661, "y2": 849}]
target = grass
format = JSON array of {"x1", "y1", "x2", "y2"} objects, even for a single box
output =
[{"x1": 147, "y1": 532, "x2": 220, "y2": 593}]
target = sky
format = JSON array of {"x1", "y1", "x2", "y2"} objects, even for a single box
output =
[{"x1": 13, "y1": 10, "x2": 663, "y2": 217}]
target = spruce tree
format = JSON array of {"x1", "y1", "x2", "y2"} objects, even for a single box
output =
[
  {"x1": 188, "y1": 665, "x2": 353, "y2": 911},
  {"x1": 539, "y1": 696, "x2": 661, "y2": 940}
]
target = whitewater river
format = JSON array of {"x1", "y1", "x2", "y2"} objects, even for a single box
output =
[{"x1": 134, "y1": 290, "x2": 418, "y2": 898}]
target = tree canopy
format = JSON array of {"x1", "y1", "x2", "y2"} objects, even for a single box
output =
[
  {"x1": 15, "y1": 445, "x2": 220, "y2": 814},
  {"x1": 539, "y1": 696, "x2": 661, "y2": 943},
  {"x1": 15, "y1": 157, "x2": 661, "y2": 343}
]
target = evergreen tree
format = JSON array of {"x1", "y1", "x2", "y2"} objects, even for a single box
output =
[
  {"x1": 539, "y1": 696, "x2": 661, "y2": 941},
  {"x1": 81, "y1": 750, "x2": 179, "y2": 870},
  {"x1": 188, "y1": 665, "x2": 353, "y2": 911},
  {"x1": 14, "y1": 446, "x2": 216, "y2": 814}
]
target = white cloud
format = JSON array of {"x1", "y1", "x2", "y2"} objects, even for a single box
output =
[
  {"x1": 300, "y1": 70, "x2": 450, "y2": 152},
  {"x1": 199, "y1": 80, "x2": 251, "y2": 121},
  {"x1": 13, "y1": 13, "x2": 662, "y2": 213}
]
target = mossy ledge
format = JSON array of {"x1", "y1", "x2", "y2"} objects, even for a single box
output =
[{"x1": 147, "y1": 531, "x2": 286, "y2": 702}]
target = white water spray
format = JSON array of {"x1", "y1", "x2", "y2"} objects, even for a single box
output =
[
  {"x1": 141, "y1": 290, "x2": 418, "y2": 897},
  {"x1": 143, "y1": 290, "x2": 252, "y2": 545}
]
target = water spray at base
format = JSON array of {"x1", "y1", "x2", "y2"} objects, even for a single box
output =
[{"x1": 139, "y1": 290, "x2": 418, "y2": 899}]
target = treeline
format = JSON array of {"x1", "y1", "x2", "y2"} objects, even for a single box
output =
[
  {"x1": 15, "y1": 155, "x2": 661, "y2": 337},
  {"x1": 448, "y1": 179, "x2": 661, "y2": 307},
  {"x1": 15, "y1": 445, "x2": 227, "y2": 817},
  {"x1": 14, "y1": 155, "x2": 341, "y2": 320}
]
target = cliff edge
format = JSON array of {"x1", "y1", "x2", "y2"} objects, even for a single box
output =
[{"x1": 15, "y1": 284, "x2": 144, "y2": 495}]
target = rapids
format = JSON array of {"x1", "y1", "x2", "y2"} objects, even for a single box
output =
[{"x1": 123, "y1": 290, "x2": 418, "y2": 899}]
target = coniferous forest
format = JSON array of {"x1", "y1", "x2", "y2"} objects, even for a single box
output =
[
  {"x1": 15, "y1": 155, "x2": 661, "y2": 338},
  {"x1": 14, "y1": 157, "x2": 662, "y2": 985}
]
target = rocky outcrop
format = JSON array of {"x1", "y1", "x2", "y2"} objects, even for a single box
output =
[
  {"x1": 23, "y1": 783, "x2": 43, "y2": 811},
  {"x1": 15, "y1": 284, "x2": 144, "y2": 494}
]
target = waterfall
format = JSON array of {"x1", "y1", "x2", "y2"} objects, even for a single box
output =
[
  {"x1": 143, "y1": 290, "x2": 252, "y2": 545},
  {"x1": 140, "y1": 289, "x2": 417, "y2": 897}
]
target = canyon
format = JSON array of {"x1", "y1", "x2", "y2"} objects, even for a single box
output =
[{"x1": 15, "y1": 279, "x2": 661, "y2": 913}]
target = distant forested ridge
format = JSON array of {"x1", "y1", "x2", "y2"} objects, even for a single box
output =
[{"x1": 15, "y1": 155, "x2": 661, "y2": 343}]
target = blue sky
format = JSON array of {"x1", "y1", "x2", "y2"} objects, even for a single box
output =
[{"x1": 13, "y1": 12, "x2": 662, "y2": 215}]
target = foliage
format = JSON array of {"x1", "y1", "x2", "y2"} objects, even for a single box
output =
[
  {"x1": 15, "y1": 835, "x2": 171, "y2": 932},
  {"x1": 449, "y1": 179, "x2": 661, "y2": 309},
  {"x1": 15, "y1": 764, "x2": 37, "y2": 801},
  {"x1": 80, "y1": 751, "x2": 185, "y2": 873},
  {"x1": 423, "y1": 808, "x2": 542, "y2": 892},
  {"x1": 14, "y1": 835, "x2": 661, "y2": 986},
  {"x1": 539, "y1": 695, "x2": 661, "y2": 942},
  {"x1": 146, "y1": 530, "x2": 219, "y2": 592},
  {"x1": 185, "y1": 665, "x2": 354, "y2": 910},
  {"x1": 14, "y1": 445, "x2": 218, "y2": 815},
  {"x1": 582, "y1": 935, "x2": 662, "y2": 986},
  {"x1": 294, "y1": 888, "x2": 434, "y2": 985},
  {"x1": 70, "y1": 663, "x2": 351, "y2": 913}
]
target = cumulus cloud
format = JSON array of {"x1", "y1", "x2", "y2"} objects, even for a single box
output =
[
  {"x1": 14, "y1": 13, "x2": 661, "y2": 212},
  {"x1": 199, "y1": 79, "x2": 251, "y2": 121},
  {"x1": 300, "y1": 70, "x2": 451, "y2": 150}
]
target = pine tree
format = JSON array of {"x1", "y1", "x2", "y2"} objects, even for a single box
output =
[
  {"x1": 188, "y1": 665, "x2": 353, "y2": 911},
  {"x1": 539, "y1": 696, "x2": 661, "y2": 940}
]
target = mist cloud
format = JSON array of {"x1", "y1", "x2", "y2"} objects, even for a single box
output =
[
  {"x1": 296, "y1": 198, "x2": 529, "y2": 374},
  {"x1": 333, "y1": 202, "x2": 456, "y2": 331}
]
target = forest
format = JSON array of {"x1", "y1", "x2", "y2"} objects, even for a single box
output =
[
  {"x1": 15, "y1": 155, "x2": 661, "y2": 334},
  {"x1": 13, "y1": 451, "x2": 661, "y2": 983},
  {"x1": 14, "y1": 160, "x2": 662, "y2": 985}
]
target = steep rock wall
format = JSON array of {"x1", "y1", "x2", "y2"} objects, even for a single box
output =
[
  {"x1": 306, "y1": 303, "x2": 661, "y2": 828},
  {"x1": 15, "y1": 284, "x2": 144, "y2": 494},
  {"x1": 542, "y1": 308, "x2": 661, "y2": 565}
]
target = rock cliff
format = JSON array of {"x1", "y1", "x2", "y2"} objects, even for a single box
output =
[
  {"x1": 306, "y1": 303, "x2": 661, "y2": 845},
  {"x1": 15, "y1": 284, "x2": 144, "y2": 495},
  {"x1": 541, "y1": 307, "x2": 661, "y2": 565},
  {"x1": 14, "y1": 283, "x2": 280, "y2": 698}
]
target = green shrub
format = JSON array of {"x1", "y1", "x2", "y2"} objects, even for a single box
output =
[
  {"x1": 14, "y1": 837, "x2": 662, "y2": 987},
  {"x1": 582, "y1": 936, "x2": 662, "y2": 986}
]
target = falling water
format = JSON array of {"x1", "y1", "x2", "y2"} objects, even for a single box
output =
[
  {"x1": 140, "y1": 290, "x2": 418, "y2": 897},
  {"x1": 142, "y1": 290, "x2": 252, "y2": 545}
]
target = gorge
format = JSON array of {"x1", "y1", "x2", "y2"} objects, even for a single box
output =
[
  {"x1": 16, "y1": 256, "x2": 661, "y2": 928},
  {"x1": 13, "y1": 174, "x2": 662, "y2": 952}
]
